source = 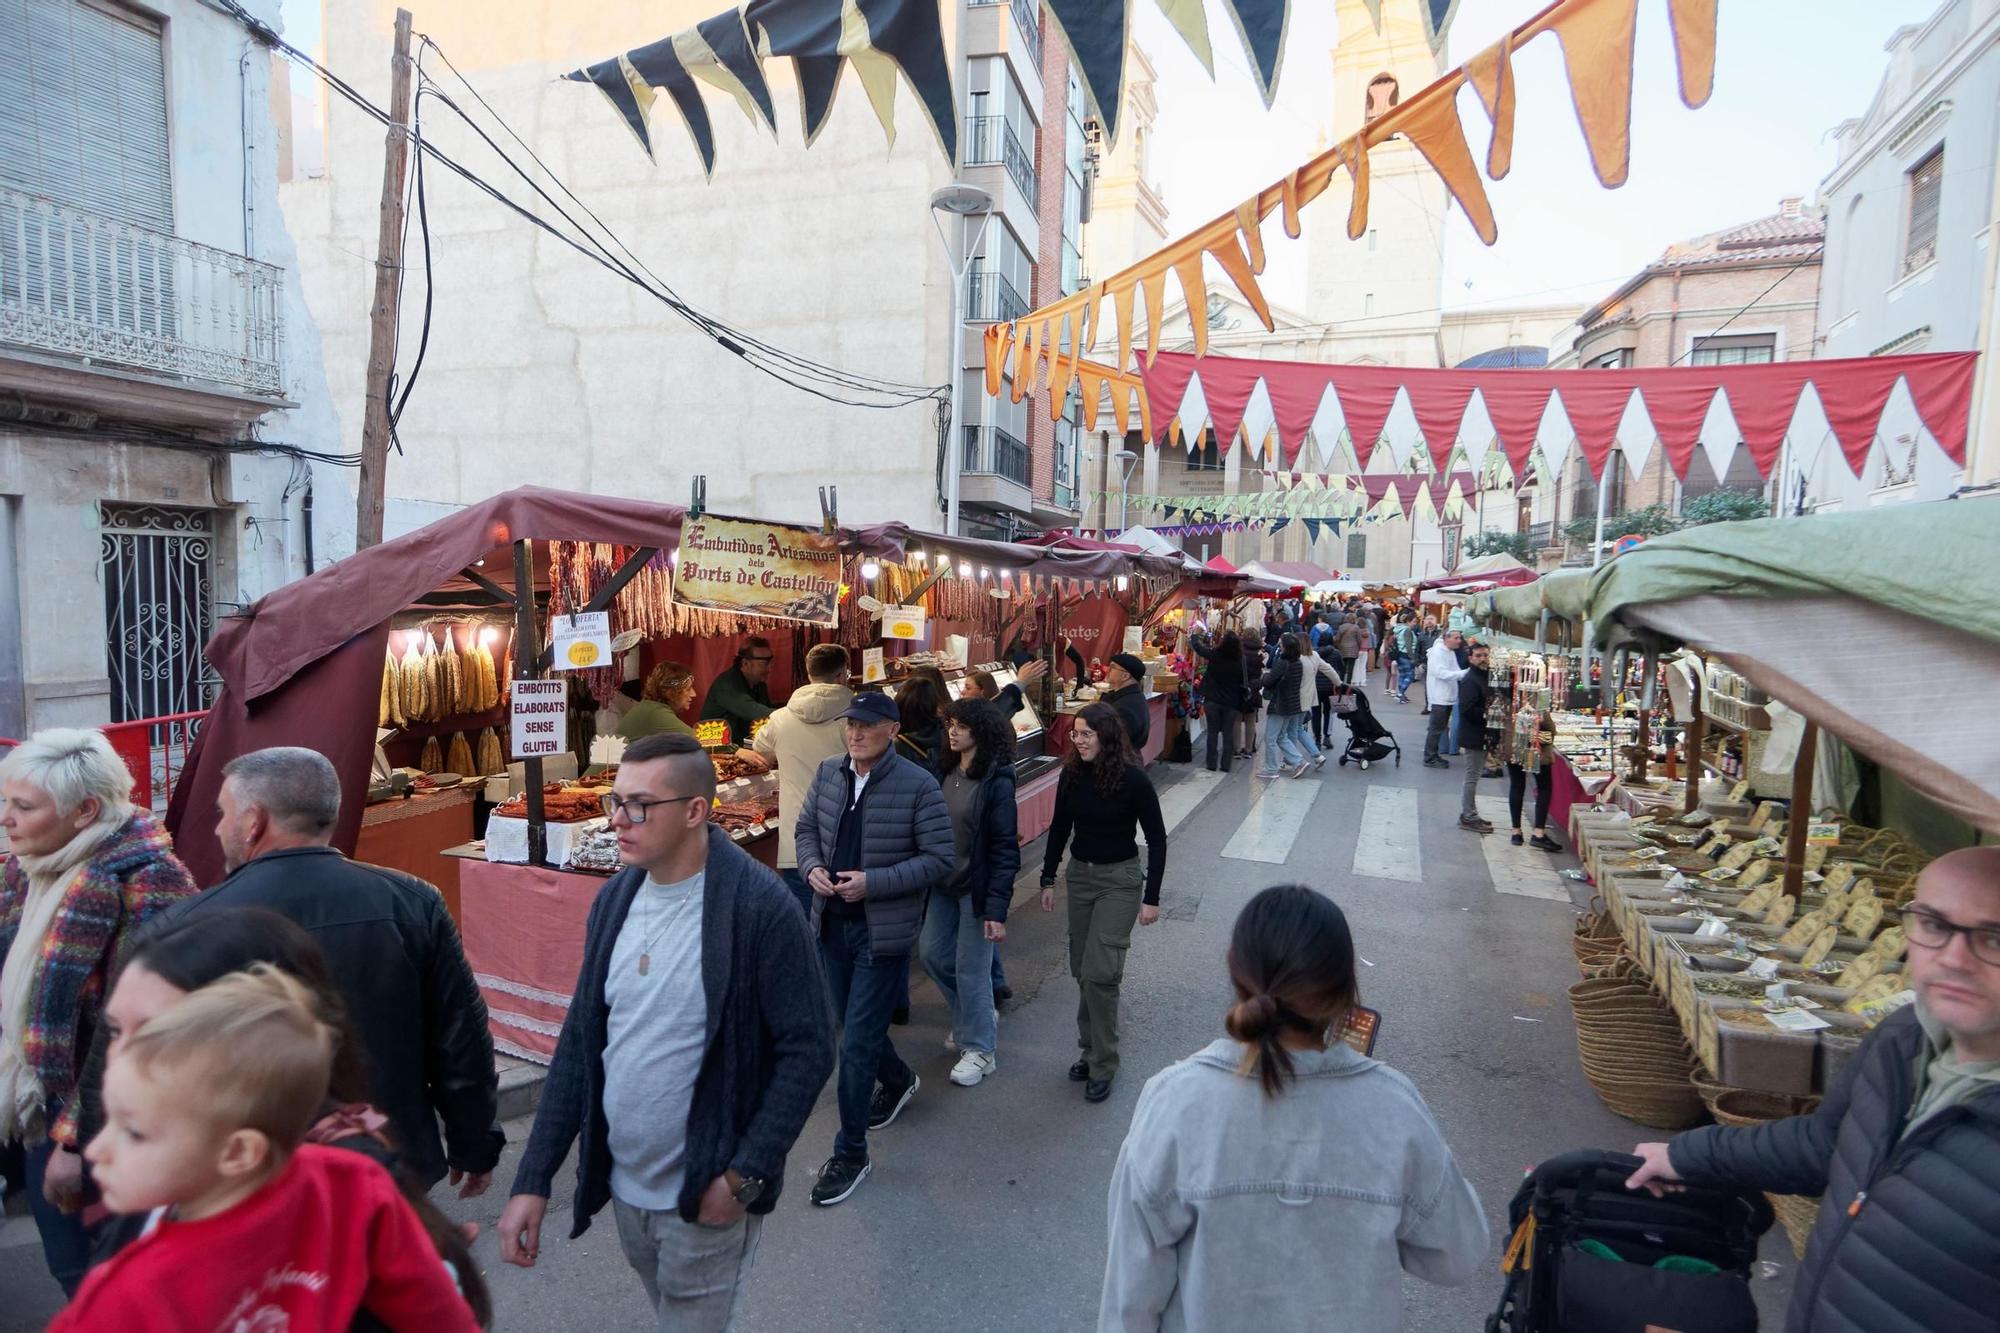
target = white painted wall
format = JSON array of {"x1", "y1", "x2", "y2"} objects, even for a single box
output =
[
  {"x1": 1805, "y1": 0, "x2": 2000, "y2": 507},
  {"x1": 282, "y1": 2, "x2": 961, "y2": 535}
]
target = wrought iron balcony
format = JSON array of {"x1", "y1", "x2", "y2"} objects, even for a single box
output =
[
  {"x1": 966, "y1": 270, "x2": 1028, "y2": 324},
  {"x1": 0, "y1": 185, "x2": 285, "y2": 397},
  {"x1": 965, "y1": 115, "x2": 1037, "y2": 203},
  {"x1": 969, "y1": 0, "x2": 1044, "y2": 67},
  {"x1": 962, "y1": 424, "x2": 1031, "y2": 488}
]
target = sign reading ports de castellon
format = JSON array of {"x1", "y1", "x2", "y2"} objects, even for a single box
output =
[{"x1": 672, "y1": 517, "x2": 843, "y2": 628}]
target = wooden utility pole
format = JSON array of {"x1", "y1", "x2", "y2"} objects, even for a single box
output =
[{"x1": 355, "y1": 8, "x2": 415, "y2": 549}]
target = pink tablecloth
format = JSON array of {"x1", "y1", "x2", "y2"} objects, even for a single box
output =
[
  {"x1": 1045, "y1": 694, "x2": 1170, "y2": 763},
  {"x1": 1015, "y1": 766, "x2": 1062, "y2": 845},
  {"x1": 1548, "y1": 753, "x2": 1590, "y2": 837},
  {"x1": 459, "y1": 860, "x2": 601, "y2": 1063}
]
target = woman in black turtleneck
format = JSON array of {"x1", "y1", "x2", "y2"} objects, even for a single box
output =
[{"x1": 1039, "y1": 702, "x2": 1166, "y2": 1105}]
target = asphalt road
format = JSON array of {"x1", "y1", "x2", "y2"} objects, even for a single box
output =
[{"x1": 3, "y1": 702, "x2": 1800, "y2": 1330}]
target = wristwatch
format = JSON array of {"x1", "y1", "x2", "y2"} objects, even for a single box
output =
[
  {"x1": 731, "y1": 1172, "x2": 768, "y2": 1206},
  {"x1": 1040, "y1": 876, "x2": 1056, "y2": 889}
]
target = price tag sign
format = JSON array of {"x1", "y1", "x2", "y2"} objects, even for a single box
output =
[
  {"x1": 1122, "y1": 625, "x2": 1145, "y2": 655},
  {"x1": 861, "y1": 647, "x2": 885, "y2": 684},
  {"x1": 881, "y1": 605, "x2": 927, "y2": 641},
  {"x1": 694, "y1": 719, "x2": 733, "y2": 748},
  {"x1": 509, "y1": 680, "x2": 567, "y2": 758},
  {"x1": 551, "y1": 612, "x2": 613, "y2": 671},
  {"x1": 1807, "y1": 820, "x2": 1841, "y2": 845}
]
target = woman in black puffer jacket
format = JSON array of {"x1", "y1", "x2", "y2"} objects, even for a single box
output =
[
  {"x1": 1191, "y1": 631, "x2": 1246, "y2": 773},
  {"x1": 1255, "y1": 636, "x2": 1311, "y2": 779}
]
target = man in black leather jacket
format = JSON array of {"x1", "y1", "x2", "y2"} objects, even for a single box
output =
[{"x1": 163, "y1": 746, "x2": 502, "y2": 1192}]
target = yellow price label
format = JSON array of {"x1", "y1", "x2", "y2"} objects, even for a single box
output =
[
  {"x1": 565, "y1": 640, "x2": 602, "y2": 668},
  {"x1": 694, "y1": 720, "x2": 732, "y2": 747}
]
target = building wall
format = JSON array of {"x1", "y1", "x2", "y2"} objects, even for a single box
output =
[
  {"x1": 1808, "y1": 0, "x2": 2000, "y2": 505},
  {"x1": 0, "y1": 0, "x2": 344, "y2": 733},
  {"x1": 284, "y1": 0, "x2": 960, "y2": 536}
]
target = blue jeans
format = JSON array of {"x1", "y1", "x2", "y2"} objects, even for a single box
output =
[
  {"x1": 25, "y1": 1135, "x2": 91, "y2": 1296},
  {"x1": 1283, "y1": 713, "x2": 1320, "y2": 760},
  {"x1": 1442, "y1": 700, "x2": 1462, "y2": 755},
  {"x1": 780, "y1": 869, "x2": 811, "y2": 920},
  {"x1": 818, "y1": 914, "x2": 913, "y2": 1162},
  {"x1": 1259, "y1": 712, "x2": 1309, "y2": 771},
  {"x1": 919, "y1": 888, "x2": 997, "y2": 1054},
  {"x1": 1396, "y1": 658, "x2": 1415, "y2": 696},
  {"x1": 993, "y1": 948, "x2": 1007, "y2": 991}
]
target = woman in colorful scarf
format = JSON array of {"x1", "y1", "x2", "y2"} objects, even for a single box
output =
[{"x1": 0, "y1": 728, "x2": 197, "y2": 1294}]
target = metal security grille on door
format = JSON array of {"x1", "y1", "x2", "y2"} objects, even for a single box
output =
[{"x1": 100, "y1": 504, "x2": 214, "y2": 724}]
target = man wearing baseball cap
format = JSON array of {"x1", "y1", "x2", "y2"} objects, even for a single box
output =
[
  {"x1": 793, "y1": 690, "x2": 954, "y2": 1206},
  {"x1": 1102, "y1": 653, "x2": 1152, "y2": 752}
]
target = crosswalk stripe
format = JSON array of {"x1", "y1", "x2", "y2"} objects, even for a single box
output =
[
  {"x1": 1151, "y1": 768, "x2": 1225, "y2": 839},
  {"x1": 1476, "y1": 793, "x2": 1571, "y2": 901},
  {"x1": 1221, "y1": 777, "x2": 1322, "y2": 864},
  {"x1": 1350, "y1": 785, "x2": 1423, "y2": 883}
]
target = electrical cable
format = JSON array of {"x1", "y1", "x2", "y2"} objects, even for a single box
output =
[
  {"x1": 1667, "y1": 245, "x2": 1825, "y2": 366},
  {"x1": 210, "y1": 0, "x2": 946, "y2": 413}
]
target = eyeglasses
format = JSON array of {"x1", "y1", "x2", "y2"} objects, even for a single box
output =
[
  {"x1": 1902, "y1": 907, "x2": 2000, "y2": 966},
  {"x1": 744, "y1": 655, "x2": 774, "y2": 664},
  {"x1": 600, "y1": 792, "x2": 706, "y2": 825}
]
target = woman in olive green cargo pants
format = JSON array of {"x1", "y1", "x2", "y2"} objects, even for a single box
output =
[{"x1": 1038, "y1": 704, "x2": 1168, "y2": 1104}]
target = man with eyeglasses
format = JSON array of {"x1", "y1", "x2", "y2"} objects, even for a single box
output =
[
  {"x1": 498, "y1": 732, "x2": 834, "y2": 1329},
  {"x1": 698, "y1": 636, "x2": 778, "y2": 747},
  {"x1": 1627, "y1": 846, "x2": 2000, "y2": 1333}
]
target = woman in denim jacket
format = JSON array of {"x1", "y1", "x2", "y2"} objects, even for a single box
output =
[{"x1": 1099, "y1": 886, "x2": 1487, "y2": 1332}]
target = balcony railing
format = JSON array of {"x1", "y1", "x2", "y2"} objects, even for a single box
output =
[
  {"x1": 969, "y1": 0, "x2": 1044, "y2": 67},
  {"x1": 966, "y1": 270, "x2": 1028, "y2": 324},
  {"x1": 965, "y1": 115, "x2": 1037, "y2": 202},
  {"x1": 962, "y1": 424, "x2": 1031, "y2": 487},
  {"x1": 1527, "y1": 521, "x2": 1555, "y2": 549},
  {"x1": 0, "y1": 185, "x2": 284, "y2": 397}
]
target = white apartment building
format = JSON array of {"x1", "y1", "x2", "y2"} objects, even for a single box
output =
[
  {"x1": 0, "y1": 0, "x2": 345, "y2": 738},
  {"x1": 1805, "y1": 0, "x2": 2000, "y2": 508}
]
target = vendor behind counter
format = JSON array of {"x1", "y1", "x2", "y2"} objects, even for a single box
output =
[
  {"x1": 617, "y1": 661, "x2": 697, "y2": 741},
  {"x1": 700, "y1": 636, "x2": 777, "y2": 743}
]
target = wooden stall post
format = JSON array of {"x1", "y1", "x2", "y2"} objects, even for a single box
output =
[
  {"x1": 1781, "y1": 719, "x2": 1819, "y2": 899},
  {"x1": 512, "y1": 539, "x2": 546, "y2": 867},
  {"x1": 1682, "y1": 699, "x2": 1704, "y2": 815}
]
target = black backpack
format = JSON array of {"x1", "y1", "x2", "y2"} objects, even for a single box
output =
[{"x1": 1487, "y1": 1150, "x2": 1774, "y2": 1333}]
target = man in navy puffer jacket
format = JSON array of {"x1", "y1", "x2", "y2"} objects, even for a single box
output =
[{"x1": 1628, "y1": 847, "x2": 2000, "y2": 1332}]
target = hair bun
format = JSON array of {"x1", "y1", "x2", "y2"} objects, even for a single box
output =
[{"x1": 1226, "y1": 992, "x2": 1282, "y2": 1043}]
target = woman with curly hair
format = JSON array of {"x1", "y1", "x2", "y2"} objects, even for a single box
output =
[
  {"x1": 615, "y1": 661, "x2": 698, "y2": 741},
  {"x1": 922, "y1": 699, "x2": 1019, "y2": 1088},
  {"x1": 1039, "y1": 703, "x2": 1166, "y2": 1104}
]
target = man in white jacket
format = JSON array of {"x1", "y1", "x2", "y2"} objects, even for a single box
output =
[
  {"x1": 753, "y1": 643, "x2": 854, "y2": 915},
  {"x1": 1422, "y1": 630, "x2": 1468, "y2": 769}
]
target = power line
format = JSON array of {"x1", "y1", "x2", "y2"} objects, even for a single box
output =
[{"x1": 1667, "y1": 245, "x2": 1825, "y2": 366}]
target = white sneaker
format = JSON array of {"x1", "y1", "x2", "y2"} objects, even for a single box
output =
[{"x1": 949, "y1": 1050, "x2": 997, "y2": 1086}]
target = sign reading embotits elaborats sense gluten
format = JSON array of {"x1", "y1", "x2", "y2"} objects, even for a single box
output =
[{"x1": 672, "y1": 518, "x2": 842, "y2": 627}]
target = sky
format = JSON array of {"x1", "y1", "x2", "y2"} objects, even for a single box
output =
[{"x1": 1130, "y1": 0, "x2": 1944, "y2": 316}]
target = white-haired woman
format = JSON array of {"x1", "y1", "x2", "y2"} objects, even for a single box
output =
[{"x1": 0, "y1": 728, "x2": 196, "y2": 1294}]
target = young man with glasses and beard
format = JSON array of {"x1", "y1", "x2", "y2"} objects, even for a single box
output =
[
  {"x1": 497, "y1": 733, "x2": 834, "y2": 1331},
  {"x1": 1627, "y1": 847, "x2": 2000, "y2": 1333}
]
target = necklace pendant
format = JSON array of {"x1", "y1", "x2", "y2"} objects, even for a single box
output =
[{"x1": 638, "y1": 952, "x2": 650, "y2": 976}]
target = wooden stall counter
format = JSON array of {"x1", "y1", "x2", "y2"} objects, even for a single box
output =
[{"x1": 355, "y1": 787, "x2": 476, "y2": 922}]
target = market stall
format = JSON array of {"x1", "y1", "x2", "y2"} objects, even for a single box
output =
[
  {"x1": 170, "y1": 487, "x2": 1200, "y2": 1062},
  {"x1": 1471, "y1": 502, "x2": 1998, "y2": 1243}
]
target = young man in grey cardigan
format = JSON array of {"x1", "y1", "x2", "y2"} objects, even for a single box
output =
[{"x1": 496, "y1": 732, "x2": 834, "y2": 1329}]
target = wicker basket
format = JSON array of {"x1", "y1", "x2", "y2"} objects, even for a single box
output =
[
  {"x1": 1568, "y1": 970, "x2": 1705, "y2": 1129},
  {"x1": 1766, "y1": 1191, "x2": 1820, "y2": 1260}
]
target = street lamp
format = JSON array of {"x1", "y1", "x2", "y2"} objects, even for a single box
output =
[
  {"x1": 931, "y1": 183, "x2": 995, "y2": 537},
  {"x1": 1112, "y1": 447, "x2": 1139, "y2": 533}
]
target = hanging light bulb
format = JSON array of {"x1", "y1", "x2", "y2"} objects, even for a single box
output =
[
  {"x1": 1116, "y1": 575, "x2": 1130, "y2": 591},
  {"x1": 959, "y1": 561, "x2": 973, "y2": 577},
  {"x1": 479, "y1": 626, "x2": 499, "y2": 645},
  {"x1": 979, "y1": 566, "x2": 991, "y2": 580},
  {"x1": 668, "y1": 548, "x2": 680, "y2": 565},
  {"x1": 861, "y1": 559, "x2": 880, "y2": 580},
  {"x1": 936, "y1": 550, "x2": 950, "y2": 565}
]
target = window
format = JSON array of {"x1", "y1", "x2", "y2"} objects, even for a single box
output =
[
  {"x1": 1571, "y1": 453, "x2": 1627, "y2": 526},
  {"x1": 1187, "y1": 432, "x2": 1223, "y2": 471},
  {"x1": 1903, "y1": 148, "x2": 1943, "y2": 276},
  {"x1": 1346, "y1": 532, "x2": 1367, "y2": 568},
  {"x1": 0, "y1": 0, "x2": 173, "y2": 231},
  {"x1": 1679, "y1": 445, "x2": 1763, "y2": 502},
  {"x1": 1364, "y1": 293, "x2": 1375, "y2": 316},
  {"x1": 1367, "y1": 229, "x2": 1377, "y2": 252},
  {"x1": 1588, "y1": 350, "x2": 1630, "y2": 369},
  {"x1": 1364, "y1": 73, "x2": 1399, "y2": 124},
  {"x1": 1688, "y1": 334, "x2": 1775, "y2": 366}
]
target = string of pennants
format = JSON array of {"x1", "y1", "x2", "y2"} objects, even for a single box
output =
[
  {"x1": 1138, "y1": 349, "x2": 1982, "y2": 483},
  {"x1": 1108, "y1": 470, "x2": 1481, "y2": 525}
]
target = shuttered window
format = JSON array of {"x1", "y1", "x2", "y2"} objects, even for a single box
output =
[
  {"x1": 1902, "y1": 148, "x2": 1942, "y2": 276},
  {"x1": 0, "y1": 0, "x2": 173, "y2": 232}
]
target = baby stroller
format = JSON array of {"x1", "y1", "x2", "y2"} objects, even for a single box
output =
[
  {"x1": 1486, "y1": 1150, "x2": 1773, "y2": 1333},
  {"x1": 1332, "y1": 687, "x2": 1400, "y2": 769}
]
